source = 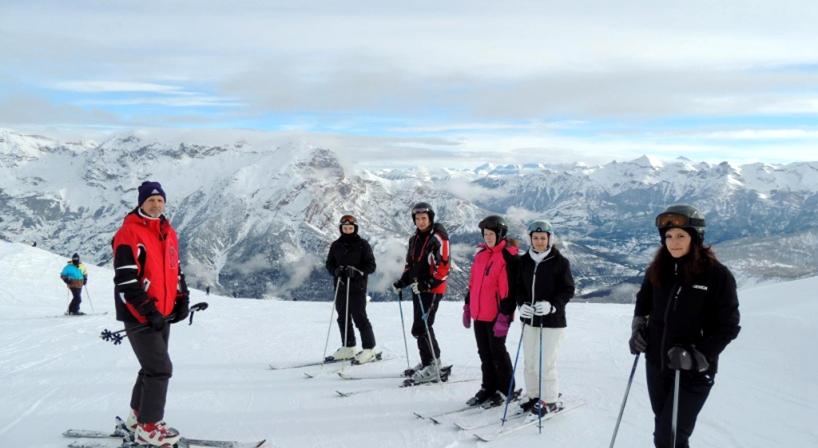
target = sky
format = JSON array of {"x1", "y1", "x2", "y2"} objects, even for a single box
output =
[{"x1": 2, "y1": 0, "x2": 818, "y2": 166}]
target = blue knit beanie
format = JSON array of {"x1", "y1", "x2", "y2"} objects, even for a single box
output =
[{"x1": 137, "y1": 181, "x2": 166, "y2": 205}]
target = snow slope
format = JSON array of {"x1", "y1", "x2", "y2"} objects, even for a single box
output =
[{"x1": 0, "y1": 242, "x2": 815, "y2": 447}]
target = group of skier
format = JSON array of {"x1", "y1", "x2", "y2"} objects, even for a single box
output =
[
  {"x1": 322, "y1": 200, "x2": 740, "y2": 448},
  {"x1": 60, "y1": 178, "x2": 740, "y2": 448}
]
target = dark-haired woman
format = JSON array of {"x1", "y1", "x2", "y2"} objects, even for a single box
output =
[
  {"x1": 325, "y1": 214, "x2": 378, "y2": 364},
  {"x1": 630, "y1": 204, "x2": 741, "y2": 448}
]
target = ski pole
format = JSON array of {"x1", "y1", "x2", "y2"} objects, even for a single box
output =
[
  {"x1": 397, "y1": 289, "x2": 411, "y2": 371},
  {"x1": 501, "y1": 321, "x2": 526, "y2": 426},
  {"x1": 671, "y1": 368, "x2": 680, "y2": 448},
  {"x1": 83, "y1": 285, "x2": 95, "y2": 313},
  {"x1": 322, "y1": 277, "x2": 342, "y2": 362},
  {"x1": 609, "y1": 354, "x2": 640, "y2": 448},
  {"x1": 537, "y1": 321, "x2": 544, "y2": 433},
  {"x1": 343, "y1": 269, "x2": 351, "y2": 353},
  {"x1": 100, "y1": 302, "x2": 208, "y2": 345},
  {"x1": 415, "y1": 289, "x2": 442, "y2": 383}
]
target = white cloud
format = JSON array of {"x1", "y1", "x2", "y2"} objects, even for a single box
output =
[{"x1": 50, "y1": 81, "x2": 182, "y2": 94}]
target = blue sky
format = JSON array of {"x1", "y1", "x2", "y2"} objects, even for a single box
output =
[{"x1": 2, "y1": 0, "x2": 818, "y2": 166}]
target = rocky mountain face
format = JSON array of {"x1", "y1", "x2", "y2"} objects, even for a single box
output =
[{"x1": 2, "y1": 129, "x2": 817, "y2": 302}]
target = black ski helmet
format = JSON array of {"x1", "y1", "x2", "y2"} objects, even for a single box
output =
[
  {"x1": 71, "y1": 253, "x2": 80, "y2": 264},
  {"x1": 478, "y1": 215, "x2": 508, "y2": 239},
  {"x1": 338, "y1": 214, "x2": 358, "y2": 234},
  {"x1": 655, "y1": 204, "x2": 705, "y2": 242},
  {"x1": 411, "y1": 202, "x2": 435, "y2": 223}
]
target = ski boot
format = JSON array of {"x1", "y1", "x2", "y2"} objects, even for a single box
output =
[
  {"x1": 325, "y1": 346, "x2": 356, "y2": 362},
  {"x1": 466, "y1": 388, "x2": 492, "y2": 406},
  {"x1": 135, "y1": 421, "x2": 181, "y2": 446},
  {"x1": 352, "y1": 348, "x2": 380, "y2": 365}
]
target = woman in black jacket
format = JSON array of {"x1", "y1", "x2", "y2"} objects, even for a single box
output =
[
  {"x1": 514, "y1": 219, "x2": 575, "y2": 417},
  {"x1": 325, "y1": 214, "x2": 378, "y2": 364},
  {"x1": 630, "y1": 204, "x2": 741, "y2": 448}
]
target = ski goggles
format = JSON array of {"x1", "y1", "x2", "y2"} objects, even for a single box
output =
[
  {"x1": 339, "y1": 215, "x2": 357, "y2": 225},
  {"x1": 527, "y1": 220, "x2": 552, "y2": 234},
  {"x1": 655, "y1": 212, "x2": 704, "y2": 229},
  {"x1": 411, "y1": 206, "x2": 432, "y2": 215}
]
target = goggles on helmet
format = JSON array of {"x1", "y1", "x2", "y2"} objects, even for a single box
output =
[
  {"x1": 412, "y1": 206, "x2": 431, "y2": 215},
  {"x1": 339, "y1": 215, "x2": 357, "y2": 225},
  {"x1": 527, "y1": 220, "x2": 552, "y2": 234},
  {"x1": 655, "y1": 212, "x2": 704, "y2": 229}
]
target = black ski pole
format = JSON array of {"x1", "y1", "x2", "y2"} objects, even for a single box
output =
[
  {"x1": 415, "y1": 288, "x2": 442, "y2": 383},
  {"x1": 501, "y1": 321, "x2": 526, "y2": 426},
  {"x1": 100, "y1": 302, "x2": 209, "y2": 345},
  {"x1": 609, "y1": 353, "x2": 640, "y2": 448},
  {"x1": 397, "y1": 289, "x2": 411, "y2": 372},
  {"x1": 671, "y1": 368, "x2": 680, "y2": 448}
]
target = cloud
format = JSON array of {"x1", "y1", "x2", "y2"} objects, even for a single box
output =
[{"x1": 50, "y1": 81, "x2": 183, "y2": 94}]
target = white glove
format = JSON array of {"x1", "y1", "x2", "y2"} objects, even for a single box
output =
[
  {"x1": 533, "y1": 301, "x2": 553, "y2": 316},
  {"x1": 519, "y1": 304, "x2": 534, "y2": 319},
  {"x1": 411, "y1": 282, "x2": 421, "y2": 295}
]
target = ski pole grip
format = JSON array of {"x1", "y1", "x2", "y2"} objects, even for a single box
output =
[{"x1": 188, "y1": 302, "x2": 209, "y2": 325}]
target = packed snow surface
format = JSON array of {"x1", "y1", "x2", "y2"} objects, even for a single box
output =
[{"x1": 0, "y1": 242, "x2": 815, "y2": 447}]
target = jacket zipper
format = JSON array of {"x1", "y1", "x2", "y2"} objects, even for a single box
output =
[{"x1": 659, "y1": 262, "x2": 682, "y2": 372}]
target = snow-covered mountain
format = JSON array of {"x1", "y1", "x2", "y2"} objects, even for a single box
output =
[
  {"x1": 0, "y1": 242, "x2": 815, "y2": 447},
  {"x1": 2, "y1": 128, "x2": 817, "y2": 301}
]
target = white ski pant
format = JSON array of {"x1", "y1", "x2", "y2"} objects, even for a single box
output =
[{"x1": 522, "y1": 324, "x2": 564, "y2": 403}]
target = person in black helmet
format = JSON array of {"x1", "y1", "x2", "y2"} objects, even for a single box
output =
[
  {"x1": 630, "y1": 204, "x2": 741, "y2": 448},
  {"x1": 463, "y1": 215, "x2": 519, "y2": 408},
  {"x1": 325, "y1": 214, "x2": 378, "y2": 364},
  {"x1": 392, "y1": 202, "x2": 451, "y2": 384}
]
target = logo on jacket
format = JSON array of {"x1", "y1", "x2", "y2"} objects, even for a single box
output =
[{"x1": 692, "y1": 284, "x2": 708, "y2": 291}]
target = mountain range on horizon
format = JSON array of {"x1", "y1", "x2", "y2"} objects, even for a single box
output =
[{"x1": 2, "y1": 127, "x2": 817, "y2": 302}]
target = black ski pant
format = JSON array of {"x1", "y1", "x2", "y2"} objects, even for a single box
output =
[
  {"x1": 411, "y1": 292, "x2": 442, "y2": 366},
  {"x1": 126, "y1": 322, "x2": 173, "y2": 424},
  {"x1": 335, "y1": 281, "x2": 376, "y2": 349},
  {"x1": 67, "y1": 287, "x2": 82, "y2": 313},
  {"x1": 473, "y1": 320, "x2": 514, "y2": 395},
  {"x1": 646, "y1": 360, "x2": 713, "y2": 448}
]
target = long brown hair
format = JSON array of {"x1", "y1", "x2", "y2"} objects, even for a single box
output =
[{"x1": 646, "y1": 241, "x2": 718, "y2": 287}]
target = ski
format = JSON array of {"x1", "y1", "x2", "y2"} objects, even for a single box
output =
[
  {"x1": 67, "y1": 439, "x2": 267, "y2": 448},
  {"x1": 49, "y1": 312, "x2": 109, "y2": 319},
  {"x1": 471, "y1": 400, "x2": 586, "y2": 442},
  {"x1": 336, "y1": 377, "x2": 477, "y2": 398},
  {"x1": 453, "y1": 408, "x2": 526, "y2": 431},
  {"x1": 412, "y1": 404, "x2": 481, "y2": 424},
  {"x1": 268, "y1": 357, "x2": 348, "y2": 370},
  {"x1": 63, "y1": 417, "x2": 268, "y2": 448},
  {"x1": 335, "y1": 356, "x2": 428, "y2": 380}
]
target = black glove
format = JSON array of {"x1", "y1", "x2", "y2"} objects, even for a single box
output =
[
  {"x1": 139, "y1": 299, "x2": 166, "y2": 331},
  {"x1": 629, "y1": 316, "x2": 648, "y2": 355},
  {"x1": 346, "y1": 267, "x2": 358, "y2": 278},
  {"x1": 392, "y1": 280, "x2": 403, "y2": 293},
  {"x1": 667, "y1": 345, "x2": 710, "y2": 372},
  {"x1": 333, "y1": 266, "x2": 347, "y2": 277},
  {"x1": 170, "y1": 293, "x2": 190, "y2": 324}
]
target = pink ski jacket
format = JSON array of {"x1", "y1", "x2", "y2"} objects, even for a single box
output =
[{"x1": 468, "y1": 239, "x2": 518, "y2": 322}]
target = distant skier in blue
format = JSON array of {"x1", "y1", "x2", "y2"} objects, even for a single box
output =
[
  {"x1": 59, "y1": 253, "x2": 87, "y2": 315},
  {"x1": 630, "y1": 204, "x2": 741, "y2": 448}
]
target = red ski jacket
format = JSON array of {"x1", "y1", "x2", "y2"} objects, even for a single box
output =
[
  {"x1": 112, "y1": 209, "x2": 184, "y2": 323},
  {"x1": 396, "y1": 223, "x2": 450, "y2": 294},
  {"x1": 467, "y1": 239, "x2": 518, "y2": 321}
]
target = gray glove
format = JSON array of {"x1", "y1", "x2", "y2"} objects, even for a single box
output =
[{"x1": 629, "y1": 316, "x2": 648, "y2": 354}]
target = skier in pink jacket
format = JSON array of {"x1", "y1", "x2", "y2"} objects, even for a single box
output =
[{"x1": 462, "y1": 215, "x2": 519, "y2": 408}]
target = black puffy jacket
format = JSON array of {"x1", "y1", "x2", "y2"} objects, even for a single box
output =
[
  {"x1": 634, "y1": 257, "x2": 741, "y2": 375},
  {"x1": 325, "y1": 233, "x2": 376, "y2": 299},
  {"x1": 514, "y1": 247, "x2": 575, "y2": 328}
]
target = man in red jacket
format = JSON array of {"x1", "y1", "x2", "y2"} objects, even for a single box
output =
[
  {"x1": 112, "y1": 181, "x2": 189, "y2": 447},
  {"x1": 393, "y1": 202, "x2": 451, "y2": 384}
]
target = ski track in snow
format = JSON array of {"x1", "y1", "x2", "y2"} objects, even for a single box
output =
[{"x1": 0, "y1": 241, "x2": 817, "y2": 447}]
